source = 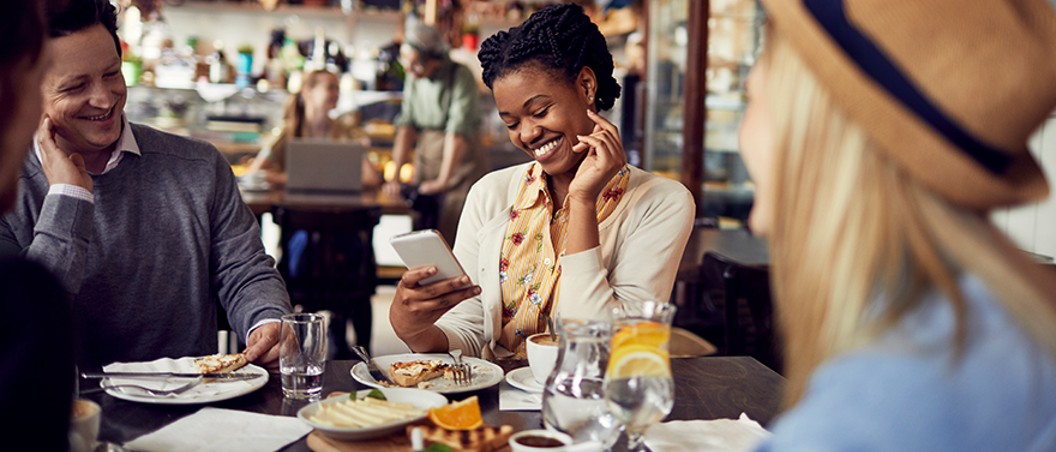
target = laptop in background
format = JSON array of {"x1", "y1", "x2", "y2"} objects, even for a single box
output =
[{"x1": 285, "y1": 139, "x2": 364, "y2": 194}]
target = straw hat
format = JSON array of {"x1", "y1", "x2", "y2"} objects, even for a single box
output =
[{"x1": 760, "y1": 0, "x2": 1056, "y2": 209}]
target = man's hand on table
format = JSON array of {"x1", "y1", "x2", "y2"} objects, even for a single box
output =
[{"x1": 245, "y1": 322, "x2": 282, "y2": 371}]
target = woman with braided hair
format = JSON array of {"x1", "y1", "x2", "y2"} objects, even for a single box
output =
[{"x1": 389, "y1": 3, "x2": 694, "y2": 360}]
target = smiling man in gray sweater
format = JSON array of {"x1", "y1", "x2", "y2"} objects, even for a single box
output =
[{"x1": 0, "y1": 0, "x2": 291, "y2": 370}]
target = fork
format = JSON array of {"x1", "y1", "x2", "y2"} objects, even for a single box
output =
[
  {"x1": 448, "y1": 349, "x2": 472, "y2": 385},
  {"x1": 82, "y1": 377, "x2": 204, "y2": 397}
]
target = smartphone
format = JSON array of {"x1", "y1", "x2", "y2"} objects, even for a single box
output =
[{"x1": 389, "y1": 229, "x2": 471, "y2": 288}]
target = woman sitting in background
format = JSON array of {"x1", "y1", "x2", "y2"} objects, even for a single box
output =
[
  {"x1": 745, "y1": 0, "x2": 1056, "y2": 449},
  {"x1": 389, "y1": 3, "x2": 695, "y2": 360},
  {"x1": 248, "y1": 69, "x2": 381, "y2": 188}
]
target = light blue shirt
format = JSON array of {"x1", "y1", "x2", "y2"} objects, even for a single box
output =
[{"x1": 758, "y1": 275, "x2": 1056, "y2": 451}]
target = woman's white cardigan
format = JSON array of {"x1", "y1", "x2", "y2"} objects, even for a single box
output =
[{"x1": 436, "y1": 163, "x2": 696, "y2": 358}]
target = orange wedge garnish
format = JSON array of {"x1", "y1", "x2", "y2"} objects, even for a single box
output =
[{"x1": 428, "y1": 395, "x2": 484, "y2": 430}]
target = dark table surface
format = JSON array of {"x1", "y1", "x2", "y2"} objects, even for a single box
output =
[
  {"x1": 88, "y1": 356, "x2": 784, "y2": 450},
  {"x1": 240, "y1": 187, "x2": 411, "y2": 217}
]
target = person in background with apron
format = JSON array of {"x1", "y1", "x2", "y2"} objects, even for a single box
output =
[{"x1": 383, "y1": 23, "x2": 486, "y2": 244}]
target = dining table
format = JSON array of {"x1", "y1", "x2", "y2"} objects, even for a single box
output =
[
  {"x1": 86, "y1": 356, "x2": 785, "y2": 451},
  {"x1": 239, "y1": 187, "x2": 412, "y2": 218}
]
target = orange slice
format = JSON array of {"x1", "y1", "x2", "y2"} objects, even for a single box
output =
[
  {"x1": 428, "y1": 395, "x2": 483, "y2": 430},
  {"x1": 612, "y1": 321, "x2": 670, "y2": 349},
  {"x1": 608, "y1": 344, "x2": 671, "y2": 379}
]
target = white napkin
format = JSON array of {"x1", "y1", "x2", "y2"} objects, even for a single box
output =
[
  {"x1": 103, "y1": 357, "x2": 257, "y2": 398},
  {"x1": 125, "y1": 407, "x2": 311, "y2": 452},
  {"x1": 499, "y1": 381, "x2": 542, "y2": 411},
  {"x1": 643, "y1": 413, "x2": 771, "y2": 452}
]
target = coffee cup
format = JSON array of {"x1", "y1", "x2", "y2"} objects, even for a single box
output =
[
  {"x1": 526, "y1": 333, "x2": 560, "y2": 385},
  {"x1": 69, "y1": 399, "x2": 100, "y2": 452},
  {"x1": 509, "y1": 429, "x2": 573, "y2": 452}
]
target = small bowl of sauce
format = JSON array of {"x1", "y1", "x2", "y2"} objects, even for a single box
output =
[{"x1": 510, "y1": 429, "x2": 573, "y2": 451}]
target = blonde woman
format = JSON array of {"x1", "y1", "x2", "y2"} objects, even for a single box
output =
[
  {"x1": 744, "y1": 0, "x2": 1056, "y2": 449},
  {"x1": 249, "y1": 69, "x2": 381, "y2": 188}
]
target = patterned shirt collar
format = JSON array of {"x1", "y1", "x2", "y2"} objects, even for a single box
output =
[{"x1": 514, "y1": 162, "x2": 630, "y2": 211}]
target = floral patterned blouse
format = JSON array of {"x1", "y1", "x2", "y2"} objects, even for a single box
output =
[{"x1": 496, "y1": 163, "x2": 630, "y2": 356}]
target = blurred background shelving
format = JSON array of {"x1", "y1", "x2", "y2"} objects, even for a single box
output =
[{"x1": 643, "y1": 0, "x2": 762, "y2": 226}]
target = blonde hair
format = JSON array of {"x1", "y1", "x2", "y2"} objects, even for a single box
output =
[
  {"x1": 762, "y1": 33, "x2": 1056, "y2": 405},
  {"x1": 283, "y1": 69, "x2": 339, "y2": 138}
]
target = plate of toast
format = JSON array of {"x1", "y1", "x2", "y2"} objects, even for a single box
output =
[
  {"x1": 351, "y1": 353, "x2": 504, "y2": 394},
  {"x1": 99, "y1": 354, "x2": 268, "y2": 405}
]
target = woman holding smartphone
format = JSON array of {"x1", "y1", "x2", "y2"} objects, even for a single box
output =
[
  {"x1": 389, "y1": 3, "x2": 695, "y2": 360},
  {"x1": 745, "y1": 0, "x2": 1056, "y2": 448}
]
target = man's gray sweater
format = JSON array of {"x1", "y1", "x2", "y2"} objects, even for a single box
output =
[{"x1": 0, "y1": 123, "x2": 291, "y2": 369}]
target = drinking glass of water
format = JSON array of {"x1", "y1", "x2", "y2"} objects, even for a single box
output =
[
  {"x1": 604, "y1": 300, "x2": 676, "y2": 451},
  {"x1": 279, "y1": 313, "x2": 327, "y2": 399}
]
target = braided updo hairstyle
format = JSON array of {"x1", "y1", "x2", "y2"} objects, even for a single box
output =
[{"x1": 478, "y1": 3, "x2": 621, "y2": 111}]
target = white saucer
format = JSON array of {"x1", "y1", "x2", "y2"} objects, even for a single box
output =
[{"x1": 505, "y1": 367, "x2": 544, "y2": 393}]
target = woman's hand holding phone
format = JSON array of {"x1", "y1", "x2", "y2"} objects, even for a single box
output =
[{"x1": 389, "y1": 265, "x2": 481, "y2": 343}]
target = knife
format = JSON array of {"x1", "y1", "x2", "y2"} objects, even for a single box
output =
[
  {"x1": 351, "y1": 345, "x2": 393, "y2": 385},
  {"x1": 81, "y1": 371, "x2": 263, "y2": 380}
]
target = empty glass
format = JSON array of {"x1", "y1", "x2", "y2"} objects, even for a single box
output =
[{"x1": 279, "y1": 313, "x2": 327, "y2": 399}]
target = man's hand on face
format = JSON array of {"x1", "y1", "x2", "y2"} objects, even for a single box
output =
[
  {"x1": 38, "y1": 117, "x2": 92, "y2": 191},
  {"x1": 244, "y1": 322, "x2": 282, "y2": 371}
]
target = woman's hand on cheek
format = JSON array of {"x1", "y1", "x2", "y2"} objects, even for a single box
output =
[{"x1": 569, "y1": 109, "x2": 626, "y2": 203}]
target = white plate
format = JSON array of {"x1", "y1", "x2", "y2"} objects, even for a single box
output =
[
  {"x1": 504, "y1": 367, "x2": 544, "y2": 393},
  {"x1": 298, "y1": 388, "x2": 447, "y2": 441},
  {"x1": 351, "y1": 353, "x2": 504, "y2": 394},
  {"x1": 101, "y1": 357, "x2": 269, "y2": 405}
]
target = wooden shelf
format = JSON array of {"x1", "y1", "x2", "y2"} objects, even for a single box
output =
[{"x1": 169, "y1": 1, "x2": 402, "y2": 20}]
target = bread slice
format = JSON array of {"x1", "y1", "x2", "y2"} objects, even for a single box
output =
[
  {"x1": 408, "y1": 424, "x2": 514, "y2": 452},
  {"x1": 390, "y1": 360, "x2": 447, "y2": 387},
  {"x1": 193, "y1": 353, "x2": 248, "y2": 374}
]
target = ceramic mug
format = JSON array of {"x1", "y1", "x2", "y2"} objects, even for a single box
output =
[
  {"x1": 526, "y1": 332, "x2": 560, "y2": 385},
  {"x1": 69, "y1": 399, "x2": 101, "y2": 452}
]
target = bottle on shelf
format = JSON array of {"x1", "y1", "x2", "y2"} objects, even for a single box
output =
[
  {"x1": 208, "y1": 40, "x2": 232, "y2": 84},
  {"x1": 264, "y1": 28, "x2": 288, "y2": 87},
  {"x1": 280, "y1": 36, "x2": 305, "y2": 80},
  {"x1": 305, "y1": 28, "x2": 327, "y2": 72}
]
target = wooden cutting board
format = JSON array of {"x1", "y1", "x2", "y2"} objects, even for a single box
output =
[
  {"x1": 306, "y1": 429, "x2": 513, "y2": 452},
  {"x1": 305, "y1": 429, "x2": 411, "y2": 452}
]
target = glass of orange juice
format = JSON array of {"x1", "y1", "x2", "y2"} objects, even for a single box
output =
[{"x1": 604, "y1": 300, "x2": 677, "y2": 451}]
